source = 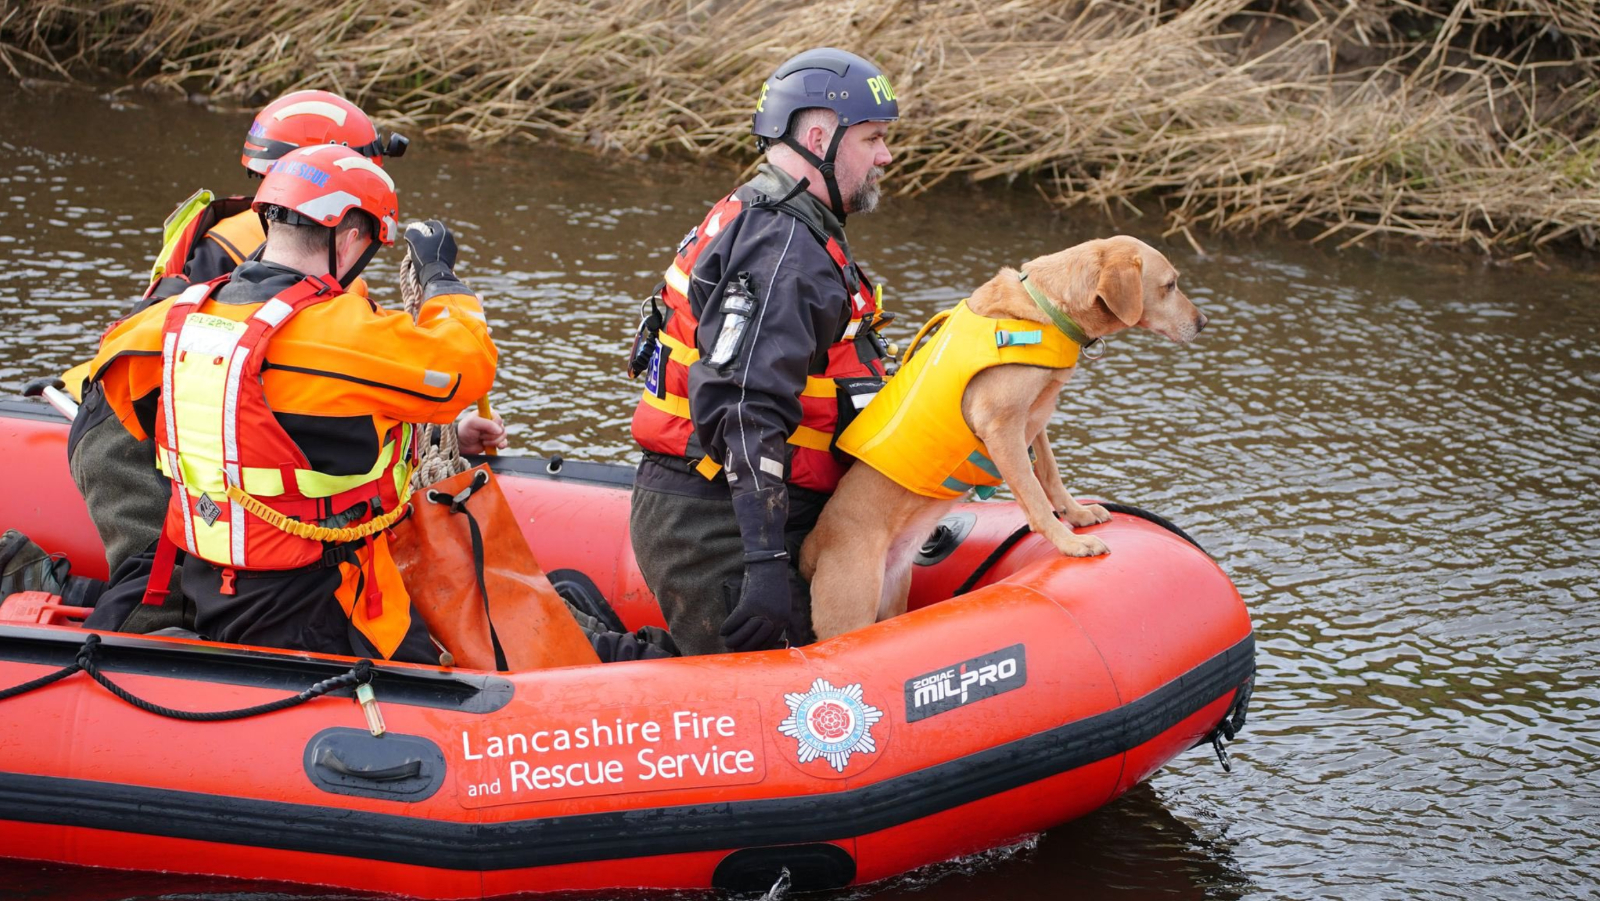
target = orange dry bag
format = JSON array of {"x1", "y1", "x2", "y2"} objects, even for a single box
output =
[{"x1": 388, "y1": 465, "x2": 599, "y2": 671}]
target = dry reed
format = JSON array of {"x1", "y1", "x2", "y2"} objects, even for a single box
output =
[{"x1": 4, "y1": 0, "x2": 1597, "y2": 254}]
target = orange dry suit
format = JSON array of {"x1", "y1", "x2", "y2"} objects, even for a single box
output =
[
  {"x1": 88, "y1": 261, "x2": 497, "y2": 658},
  {"x1": 837, "y1": 300, "x2": 1081, "y2": 500}
]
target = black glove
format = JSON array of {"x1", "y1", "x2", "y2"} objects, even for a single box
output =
[
  {"x1": 591, "y1": 626, "x2": 682, "y2": 663},
  {"x1": 720, "y1": 557, "x2": 793, "y2": 652},
  {"x1": 720, "y1": 484, "x2": 795, "y2": 652},
  {"x1": 402, "y1": 219, "x2": 459, "y2": 290}
]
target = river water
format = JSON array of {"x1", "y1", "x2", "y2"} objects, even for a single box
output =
[{"x1": 1, "y1": 86, "x2": 1597, "y2": 901}]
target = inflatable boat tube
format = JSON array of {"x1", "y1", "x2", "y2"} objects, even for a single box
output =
[{"x1": 0, "y1": 397, "x2": 1254, "y2": 897}]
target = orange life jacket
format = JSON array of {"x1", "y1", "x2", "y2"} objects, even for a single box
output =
[{"x1": 630, "y1": 194, "x2": 886, "y2": 493}]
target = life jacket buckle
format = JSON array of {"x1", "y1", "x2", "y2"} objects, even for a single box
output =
[{"x1": 218, "y1": 567, "x2": 238, "y2": 596}]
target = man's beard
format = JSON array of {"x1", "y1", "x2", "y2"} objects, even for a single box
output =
[{"x1": 845, "y1": 167, "x2": 886, "y2": 214}]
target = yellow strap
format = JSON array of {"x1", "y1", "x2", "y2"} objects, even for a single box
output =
[
  {"x1": 801, "y1": 377, "x2": 835, "y2": 398},
  {"x1": 903, "y1": 308, "x2": 953, "y2": 364},
  {"x1": 658, "y1": 327, "x2": 832, "y2": 403},
  {"x1": 224, "y1": 484, "x2": 411, "y2": 543},
  {"x1": 788, "y1": 425, "x2": 833, "y2": 453},
  {"x1": 659, "y1": 331, "x2": 699, "y2": 364},
  {"x1": 160, "y1": 439, "x2": 402, "y2": 500},
  {"x1": 690, "y1": 427, "x2": 831, "y2": 481},
  {"x1": 641, "y1": 388, "x2": 692, "y2": 419},
  {"x1": 646, "y1": 376, "x2": 832, "y2": 422},
  {"x1": 283, "y1": 439, "x2": 401, "y2": 498}
]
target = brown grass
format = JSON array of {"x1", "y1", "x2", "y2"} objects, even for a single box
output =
[{"x1": 4, "y1": 0, "x2": 1598, "y2": 254}]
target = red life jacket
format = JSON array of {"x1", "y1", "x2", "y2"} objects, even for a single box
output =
[
  {"x1": 630, "y1": 194, "x2": 886, "y2": 494},
  {"x1": 145, "y1": 195, "x2": 261, "y2": 299},
  {"x1": 154, "y1": 276, "x2": 413, "y2": 573}
]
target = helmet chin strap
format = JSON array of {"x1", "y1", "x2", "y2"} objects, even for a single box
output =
[
  {"x1": 326, "y1": 223, "x2": 380, "y2": 288},
  {"x1": 779, "y1": 122, "x2": 850, "y2": 222},
  {"x1": 340, "y1": 240, "x2": 380, "y2": 287}
]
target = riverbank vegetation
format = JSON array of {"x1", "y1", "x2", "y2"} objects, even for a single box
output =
[{"x1": 4, "y1": 0, "x2": 1597, "y2": 254}]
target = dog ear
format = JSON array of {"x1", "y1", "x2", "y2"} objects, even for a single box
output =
[{"x1": 1097, "y1": 246, "x2": 1144, "y2": 327}]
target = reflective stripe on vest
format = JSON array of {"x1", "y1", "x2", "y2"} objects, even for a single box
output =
[
  {"x1": 630, "y1": 192, "x2": 886, "y2": 493},
  {"x1": 836, "y1": 300, "x2": 1081, "y2": 500},
  {"x1": 156, "y1": 275, "x2": 412, "y2": 569}
]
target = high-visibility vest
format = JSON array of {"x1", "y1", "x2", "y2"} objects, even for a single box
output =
[
  {"x1": 837, "y1": 300, "x2": 1082, "y2": 499},
  {"x1": 629, "y1": 193, "x2": 886, "y2": 493},
  {"x1": 155, "y1": 276, "x2": 414, "y2": 571}
]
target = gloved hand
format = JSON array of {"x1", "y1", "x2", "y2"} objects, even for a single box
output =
[
  {"x1": 402, "y1": 219, "x2": 459, "y2": 290},
  {"x1": 720, "y1": 557, "x2": 793, "y2": 653},
  {"x1": 591, "y1": 626, "x2": 682, "y2": 663}
]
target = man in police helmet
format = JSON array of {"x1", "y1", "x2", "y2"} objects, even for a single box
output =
[{"x1": 628, "y1": 48, "x2": 899, "y2": 655}]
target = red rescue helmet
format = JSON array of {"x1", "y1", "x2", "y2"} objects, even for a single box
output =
[
  {"x1": 252, "y1": 144, "x2": 399, "y2": 243},
  {"x1": 240, "y1": 90, "x2": 408, "y2": 175}
]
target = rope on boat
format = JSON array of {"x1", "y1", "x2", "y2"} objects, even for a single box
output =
[
  {"x1": 0, "y1": 653, "x2": 84, "y2": 702},
  {"x1": 1206, "y1": 676, "x2": 1254, "y2": 773},
  {"x1": 951, "y1": 501, "x2": 1207, "y2": 598},
  {"x1": 0, "y1": 633, "x2": 376, "y2": 721},
  {"x1": 401, "y1": 246, "x2": 472, "y2": 492}
]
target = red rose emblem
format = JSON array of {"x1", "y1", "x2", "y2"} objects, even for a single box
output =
[{"x1": 808, "y1": 700, "x2": 852, "y2": 741}]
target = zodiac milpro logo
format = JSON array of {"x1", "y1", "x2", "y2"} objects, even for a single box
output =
[
  {"x1": 867, "y1": 75, "x2": 896, "y2": 106},
  {"x1": 777, "y1": 677, "x2": 883, "y2": 773},
  {"x1": 904, "y1": 644, "x2": 1027, "y2": 722}
]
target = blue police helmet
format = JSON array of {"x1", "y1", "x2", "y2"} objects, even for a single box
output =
[{"x1": 751, "y1": 48, "x2": 900, "y2": 142}]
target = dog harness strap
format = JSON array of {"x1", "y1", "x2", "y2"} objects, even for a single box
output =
[{"x1": 996, "y1": 329, "x2": 1042, "y2": 347}]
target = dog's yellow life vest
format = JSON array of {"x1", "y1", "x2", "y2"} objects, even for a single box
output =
[{"x1": 836, "y1": 300, "x2": 1081, "y2": 499}]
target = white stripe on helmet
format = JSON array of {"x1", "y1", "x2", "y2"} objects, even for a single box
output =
[
  {"x1": 272, "y1": 100, "x2": 350, "y2": 126},
  {"x1": 294, "y1": 190, "x2": 362, "y2": 224},
  {"x1": 335, "y1": 155, "x2": 395, "y2": 191}
]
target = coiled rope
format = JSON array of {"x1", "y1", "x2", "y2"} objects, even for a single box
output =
[{"x1": 0, "y1": 634, "x2": 375, "y2": 721}]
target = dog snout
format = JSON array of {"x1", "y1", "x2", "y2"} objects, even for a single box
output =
[{"x1": 1195, "y1": 312, "x2": 1208, "y2": 334}]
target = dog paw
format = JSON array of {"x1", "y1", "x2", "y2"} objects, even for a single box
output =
[
  {"x1": 1061, "y1": 503, "x2": 1111, "y2": 528},
  {"x1": 1053, "y1": 534, "x2": 1110, "y2": 557}
]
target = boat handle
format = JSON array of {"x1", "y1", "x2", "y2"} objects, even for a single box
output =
[{"x1": 316, "y1": 747, "x2": 424, "y2": 782}]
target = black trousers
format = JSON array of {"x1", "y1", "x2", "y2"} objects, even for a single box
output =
[
  {"x1": 85, "y1": 545, "x2": 437, "y2": 664},
  {"x1": 180, "y1": 554, "x2": 439, "y2": 663},
  {"x1": 629, "y1": 483, "x2": 818, "y2": 656}
]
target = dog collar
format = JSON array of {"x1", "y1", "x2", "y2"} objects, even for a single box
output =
[{"x1": 1016, "y1": 269, "x2": 1098, "y2": 352}]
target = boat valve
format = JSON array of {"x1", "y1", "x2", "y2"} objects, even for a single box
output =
[{"x1": 355, "y1": 683, "x2": 386, "y2": 737}]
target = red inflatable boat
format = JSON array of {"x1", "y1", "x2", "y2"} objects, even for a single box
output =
[{"x1": 0, "y1": 396, "x2": 1253, "y2": 898}]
